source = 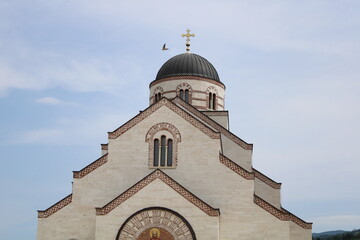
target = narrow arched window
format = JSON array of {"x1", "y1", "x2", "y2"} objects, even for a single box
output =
[
  {"x1": 160, "y1": 135, "x2": 166, "y2": 167},
  {"x1": 212, "y1": 93, "x2": 216, "y2": 110},
  {"x1": 185, "y1": 89, "x2": 189, "y2": 103},
  {"x1": 179, "y1": 89, "x2": 184, "y2": 100},
  {"x1": 153, "y1": 139, "x2": 159, "y2": 166},
  {"x1": 167, "y1": 139, "x2": 173, "y2": 166},
  {"x1": 209, "y1": 92, "x2": 213, "y2": 109}
]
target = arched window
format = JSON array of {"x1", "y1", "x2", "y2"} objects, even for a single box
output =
[
  {"x1": 153, "y1": 136, "x2": 173, "y2": 167},
  {"x1": 146, "y1": 123, "x2": 181, "y2": 168},
  {"x1": 185, "y1": 89, "x2": 189, "y2": 102},
  {"x1": 167, "y1": 139, "x2": 173, "y2": 166},
  {"x1": 208, "y1": 93, "x2": 216, "y2": 110},
  {"x1": 212, "y1": 93, "x2": 216, "y2": 110},
  {"x1": 153, "y1": 139, "x2": 159, "y2": 166},
  {"x1": 176, "y1": 83, "x2": 192, "y2": 104},
  {"x1": 179, "y1": 89, "x2": 184, "y2": 100}
]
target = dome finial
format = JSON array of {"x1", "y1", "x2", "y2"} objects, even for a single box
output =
[{"x1": 181, "y1": 29, "x2": 195, "y2": 53}]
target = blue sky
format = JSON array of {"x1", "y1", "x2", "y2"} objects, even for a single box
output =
[{"x1": 1, "y1": 0, "x2": 359, "y2": 238}]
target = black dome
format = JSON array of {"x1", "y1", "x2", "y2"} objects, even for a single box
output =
[{"x1": 155, "y1": 53, "x2": 220, "y2": 82}]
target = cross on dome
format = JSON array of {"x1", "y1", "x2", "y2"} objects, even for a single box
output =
[{"x1": 181, "y1": 29, "x2": 195, "y2": 53}]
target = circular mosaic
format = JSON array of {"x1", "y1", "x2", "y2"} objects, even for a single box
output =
[{"x1": 117, "y1": 207, "x2": 195, "y2": 240}]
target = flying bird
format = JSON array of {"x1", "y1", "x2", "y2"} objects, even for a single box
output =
[{"x1": 162, "y1": 43, "x2": 169, "y2": 51}]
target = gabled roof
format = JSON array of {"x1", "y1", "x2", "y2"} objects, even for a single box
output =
[
  {"x1": 108, "y1": 98, "x2": 220, "y2": 140},
  {"x1": 96, "y1": 169, "x2": 220, "y2": 217},
  {"x1": 172, "y1": 97, "x2": 253, "y2": 150}
]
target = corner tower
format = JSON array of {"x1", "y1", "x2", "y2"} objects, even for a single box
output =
[{"x1": 149, "y1": 53, "x2": 225, "y2": 111}]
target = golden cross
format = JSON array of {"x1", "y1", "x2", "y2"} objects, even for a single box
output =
[
  {"x1": 181, "y1": 29, "x2": 195, "y2": 52},
  {"x1": 181, "y1": 29, "x2": 195, "y2": 42}
]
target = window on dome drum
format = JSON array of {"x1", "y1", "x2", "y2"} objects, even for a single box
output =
[
  {"x1": 154, "y1": 93, "x2": 162, "y2": 103},
  {"x1": 179, "y1": 89, "x2": 190, "y2": 103},
  {"x1": 153, "y1": 136, "x2": 173, "y2": 167},
  {"x1": 208, "y1": 93, "x2": 216, "y2": 110}
]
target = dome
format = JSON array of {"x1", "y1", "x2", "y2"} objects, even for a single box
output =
[{"x1": 155, "y1": 53, "x2": 220, "y2": 82}]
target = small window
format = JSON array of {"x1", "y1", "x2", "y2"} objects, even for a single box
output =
[
  {"x1": 167, "y1": 139, "x2": 173, "y2": 166},
  {"x1": 160, "y1": 136, "x2": 166, "y2": 167},
  {"x1": 185, "y1": 89, "x2": 189, "y2": 103},
  {"x1": 179, "y1": 89, "x2": 184, "y2": 100},
  {"x1": 153, "y1": 139, "x2": 159, "y2": 166},
  {"x1": 152, "y1": 136, "x2": 174, "y2": 168}
]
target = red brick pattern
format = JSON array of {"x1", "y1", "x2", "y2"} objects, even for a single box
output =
[
  {"x1": 73, "y1": 154, "x2": 108, "y2": 179},
  {"x1": 254, "y1": 195, "x2": 312, "y2": 229},
  {"x1": 108, "y1": 98, "x2": 220, "y2": 140},
  {"x1": 96, "y1": 169, "x2": 220, "y2": 217},
  {"x1": 173, "y1": 98, "x2": 253, "y2": 150},
  {"x1": 202, "y1": 111, "x2": 228, "y2": 116},
  {"x1": 253, "y1": 168, "x2": 281, "y2": 189},
  {"x1": 150, "y1": 76, "x2": 225, "y2": 89},
  {"x1": 219, "y1": 153, "x2": 254, "y2": 180},
  {"x1": 282, "y1": 208, "x2": 313, "y2": 229},
  {"x1": 38, "y1": 194, "x2": 72, "y2": 218}
]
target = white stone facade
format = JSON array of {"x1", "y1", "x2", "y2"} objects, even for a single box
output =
[{"x1": 37, "y1": 61, "x2": 312, "y2": 240}]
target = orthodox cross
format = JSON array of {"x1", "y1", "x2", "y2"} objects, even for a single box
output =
[{"x1": 181, "y1": 29, "x2": 195, "y2": 53}]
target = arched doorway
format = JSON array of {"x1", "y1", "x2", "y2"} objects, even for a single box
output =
[{"x1": 116, "y1": 207, "x2": 196, "y2": 240}]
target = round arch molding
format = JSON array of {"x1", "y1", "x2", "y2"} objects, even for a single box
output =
[{"x1": 116, "y1": 207, "x2": 196, "y2": 240}]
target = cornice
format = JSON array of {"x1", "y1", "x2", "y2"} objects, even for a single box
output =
[
  {"x1": 96, "y1": 169, "x2": 220, "y2": 217},
  {"x1": 38, "y1": 194, "x2": 72, "y2": 218},
  {"x1": 73, "y1": 154, "x2": 108, "y2": 179}
]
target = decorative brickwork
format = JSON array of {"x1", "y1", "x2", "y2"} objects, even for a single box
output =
[
  {"x1": 254, "y1": 195, "x2": 312, "y2": 229},
  {"x1": 253, "y1": 168, "x2": 282, "y2": 189},
  {"x1": 38, "y1": 194, "x2": 72, "y2": 218},
  {"x1": 108, "y1": 98, "x2": 220, "y2": 140},
  {"x1": 150, "y1": 76, "x2": 225, "y2": 89},
  {"x1": 96, "y1": 169, "x2": 220, "y2": 217},
  {"x1": 219, "y1": 153, "x2": 254, "y2": 180},
  {"x1": 101, "y1": 143, "x2": 108, "y2": 150},
  {"x1": 282, "y1": 208, "x2": 313, "y2": 229},
  {"x1": 117, "y1": 208, "x2": 195, "y2": 240},
  {"x1": 173, "y1": 97, "x2": 253, "y2": 150},
  {"x1": 202, "y1": 111, "x2": 228, "y2": 116},
  {"x1": 146, "y1": 122, "x2": 181, "y2": 168},
  {"x1": 73, "y1": 154, "x2": 108, "y2": 179}
]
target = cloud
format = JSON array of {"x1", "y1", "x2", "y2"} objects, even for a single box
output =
[
  {"x1": 10, "y1": 113, "x2": 132, "y2": 145},
  {"x1": 35, "y1": 97, "x2": 77, "y2": 106}
]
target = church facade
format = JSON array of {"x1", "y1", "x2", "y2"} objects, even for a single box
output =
[{"x1": 37, "y1": 42, "x2": 312, "y2": 239}]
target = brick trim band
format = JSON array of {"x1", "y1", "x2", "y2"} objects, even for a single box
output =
[
  {"x1": 73, "y1": 154, "x2": 108, "y2": 179},
  {"x1": 254, "y1": 195, "x2": 312, "y2": 229},
  {"x1": 173, "y1": 98, "x2": 253, "y2": 150},
  {"x1": 108, "y1": 98, "x2": 220, "y2": 140},
  {"x1": 253, "y1": 168, "x2": 281, "y2": 189},
  {"x1": 96, "y1": 169, "x2": 220, "y2": 217},
  {"x1": 219, "y1": 153, "x2": 254, "y2": 180},
  {"x1": 38, "y1": 194, "x2": 72, "y2": 218},
  {"x1": 150, "y1": 76, "x2": 225, "y2": 89}
]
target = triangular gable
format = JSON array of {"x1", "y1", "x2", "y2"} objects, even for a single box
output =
[
  {"x1": 172, "y1": 97, "x2": 253, "y2": 150},
  {"x1": 95, "y1": 169, "x2": 220, "y2": 217},
  {"x1": 108, "y1": 98, "x2": 220, "y2": 140}
]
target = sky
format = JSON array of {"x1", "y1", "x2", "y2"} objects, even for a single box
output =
[{"x1": 0, "y1": 0, "x2": 359, "y2": 238}]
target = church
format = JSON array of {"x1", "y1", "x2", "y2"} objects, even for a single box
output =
[{"x1": 37, "y1": 30, "x2": 312, "y2": 240}]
